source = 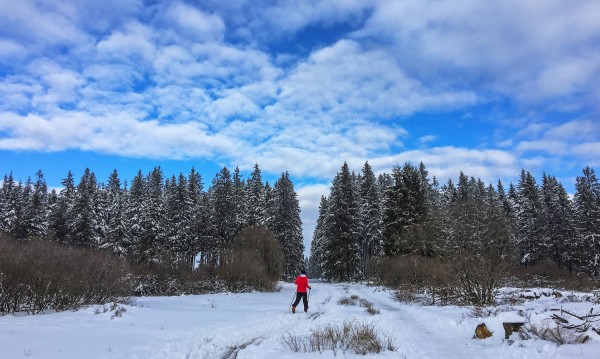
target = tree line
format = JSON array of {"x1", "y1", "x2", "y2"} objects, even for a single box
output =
[
  {"x1": 0, "y1": 164, "x2": 304, "y2": 279},
  {"x1": 309, "y1": 162, "x2": 600, "y2": 283}
]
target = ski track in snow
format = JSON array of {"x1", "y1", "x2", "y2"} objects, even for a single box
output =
[{"x1": 2, "y1": 282, "x2": 599, "y2": 358}]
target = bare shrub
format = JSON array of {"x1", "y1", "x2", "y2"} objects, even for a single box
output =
[
  {"x1": 337, "y1": 296, "x2": 379, "y2": 315},
  {"x1": 131, "y1": 263, "x2": 224, "y2": 296},
  {"x1": 0, "y1": 236, "x2": 132, "y2": 314},
  {"x1": 379, "y1": 255, "x2": 460, "y2": 305},
  {"x1": 529, "y1": 321, "x2": 591, "y2": 345},
  {"x1": 280, "y1": 321, "x2": 395, "y2": 355},
  {"x1": 338, "y1": 297, "x2": 355, "y2": 306},
  {"x1": 507, "y1": 260, "x2": 597, "y2": 291},
  {"x1": 219, "y1": 226, "x2": 283, "y2": 292}
]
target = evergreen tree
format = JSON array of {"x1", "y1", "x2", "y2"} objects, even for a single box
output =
[
  {"x1": 573, "y1": 166, "x2": 600, "y2": 276},
  {"x1": 127, "y1": 170, "x2": 146, "y2": 263},
  {"x1": 232, "y1": 167, "x2": 248, "y2": 234},
  {"x1": 246, "y1": 164, "x2": 266, "y2": 227},
  {"x1": 322, "y1": 162, "x2": 360, "y2": 281},
  {"x1": 309, "y1": 196, "x2": 328, "y2": 278},
  {"x1": 358, "y1": 161, "x2": 382, "y2": 277},
  {"x1": 141, "y1": 166, "x2": 166, "y2": 264},
  {"x1": 164, "y1": 173, "x2": 190, "y2": 268},
  {"x1": 48, "y1": 171, "x2": 75, "y2": 243},
  {"x1": 208, "y1": 167, "x2": 236, "y2": 265},
  {"x1": 541, "y1": 174, "x2": 576, "y2": 268},
  {"x1": 22, "y1": 170, "x2": 48, "y2": 238},
  {"x1": 382, "y1": 163, "x2": 429, "y2": 256},
  {"x1": 103, "y1": 169, "x2": 131, "y2": 258},
  {"x1": 70, "y1": 168, "x2": 99, "y2": 247},
  {"x1": 271, "y1": 172, "x2": 304, "y2": 279},
  {"x1": 515, "y1": 170, "x2": 544, "y2": 266},
  {"x1": 0, "y1": 173, "x2": 17, "y2": 234},
  {"x1": 187, "y1": 168, "x2": 207, "y2": 269}
]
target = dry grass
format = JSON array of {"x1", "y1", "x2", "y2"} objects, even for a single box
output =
[
  {"x1": 529, "y1": 321, "x2": 591, "y2": 345},
  {"x1": 338, "y1": 295, "x2": 380, "y2": 315},
  {"x1": 280, "y1": 321, "x2": 395, "y2": 354}
]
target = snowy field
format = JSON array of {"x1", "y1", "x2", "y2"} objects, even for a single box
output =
[{"x1": 1, "y1": 282, "x2": 599, "y2": 358}]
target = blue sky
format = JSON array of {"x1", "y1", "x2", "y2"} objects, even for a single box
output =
[{"x1": 1, "y1": 0, "x2": 600, "y2": 252}]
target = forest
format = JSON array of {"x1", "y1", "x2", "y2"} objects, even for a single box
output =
[
  {"x1": 310, "y1": 162, "x2": 600, "y2": 305},
  {"x1": 0, "y1": 165, "x2": 304, "y2": 313}
]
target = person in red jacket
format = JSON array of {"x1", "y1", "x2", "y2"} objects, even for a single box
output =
[{"x1": 291, "y1": 269, "x2": 311, "y2": 313}]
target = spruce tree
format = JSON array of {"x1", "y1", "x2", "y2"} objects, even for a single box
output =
[
  {"x1": 70, "y1": 168, "x2": 99, "y2": 247},
  {"x1": 541, "y1": 174, "x2": 576, "y2": 268},
  {"x1": 208, "y1": 166, "x2": 236, "y2": 265},
  {"x1": 309, "y1": 196, "x2": 328, "y2": 278},
  {"x1": 358, "y1": 161, "x2": 382, "y2": 277},
  {"x1": 515, "y1": 170, "x2": 544, "y2": 266},
  {"x1": 322, "y1": 162, "x2": 360, "y2": 281},
  {"x1": 48, "y1": 171, "x2": 75, "y2": 244},
  {"x1": 272, "y1": 172, "x2": 304, "y2": 279},
  {"x1": 246, "y1": 164, "x2": 266, "y2": 227},
  {"x1": 103, "y1": 169, "x2": 130, "y2": 258},
  {"x1": 573, "y1": 166, "x2": 600, "y2": 276}
]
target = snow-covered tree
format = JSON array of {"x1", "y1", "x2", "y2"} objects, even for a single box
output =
[
  {"x1": 208, "y1": 166, "x2": 237, "y2": 265},
  {"x1": 271, "y1": 172, "x2": 304, "y2": 279},
  {"x1": 48, "y1": 171, "x2": 75, "y2": 244},
  {"x1": 358, "y1": 161, "x2": 382, "y2": 278},
  {"x1": 246, "y1": 164, "x2": 266, "y2": 227},
  {"x1": 322, "y1": 162, "x2": 360, "y2": 281},
  {"x1": 515, "y1": 170, "x2": 544, "y2": 266},
  {"x1": 70, "y1": 168, "x2": 100, "y2": 247},
  {"x1": 573, "y1": 166, "x2": 600, "y2": 277},
  {"x1": 309, "y1": 196, "x2": 328, "y2": 278}
]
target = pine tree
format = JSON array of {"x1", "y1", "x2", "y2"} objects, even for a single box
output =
[
  {"x1": 187, "y1": 168, "x2": 207, "y2": 269},
  {"x1": 271, "y1": 172, "x2": 304, "y2": 279},
  {"x1": 70, "y1": 168, "x2": 99, "y2": 247},
  {"x1": 382, "y1": 163, "x2": 429, "y2": 256},
  {"x1": 246, "y1": 164, "x2": 266, "y2": 227},
  {"x1": 164, "y1": 173, "x2": 190, "y2": 268},
  {"x1": 309, "y1": 196, "x2": 328, "y2": 278},
  {"x1": 322, "y1": 162, "x2": 360, "y2": 281},
  {"x1": 142, "y1": 166, "x2": 166, "y2": 264},
  {"x1": 0, "y1": 173, "x2": 17, "y2": 234},
  {"x1": 515, "y1": 170, "x2": 544, "y2": 266},
  {"x1": 208, "y1": 166, "x2": 236, "y2": 265},
  {"x1": 103, "y1": 169, "x2": 131, "y2": 258},
  {"x1": 48, "y1": 171, "x2": 75, "y2": 244},
  {"x1": 358, "y1": 161, "x2": 382, "y2": 278},
  {"x1": 573, "y1": 166, "x2": 600, "y2": 276},
  {"x1": 232, "y1": 167, "x2": 248, "y2": 234},
  {"x1": 541, "y1": 174, "x2": 576, "y2": 269},
  {"x1": 127, "y1": 170, "x2": 146, "y2": 263},
  {"x1": 22, "y1": 170, "x2": 48, "y2": 238}
]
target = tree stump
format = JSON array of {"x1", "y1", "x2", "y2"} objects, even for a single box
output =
[
  {"x1": 502, "y1": 322, "x2": 525, "y2": 339},
  {"x1": 474, "y1": 323, "x2": 492, "y2": 339}
]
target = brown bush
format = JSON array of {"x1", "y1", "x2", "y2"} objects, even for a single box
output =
[
  {"x1": 378, "y1": 255, "x2": 460, "y2": 305},
  {"x1": 0, "y1": 235, "x2": 132, "y2": 314},
  {"x1": 219, "y1": 226, "x2": 283, "y2": 292},
  {"x1": 130, "y1": 263, "x2": 223, "y2": 296},
  {"x1": 506, "y1": 260, "x2": 597, "y2": 291}
]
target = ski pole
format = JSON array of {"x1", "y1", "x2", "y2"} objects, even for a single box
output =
[{"x1": 289, "y1": 291, "x2": 296, "y2": 312}]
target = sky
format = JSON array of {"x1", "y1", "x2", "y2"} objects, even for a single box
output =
[{"x1": 1, "y1": 0, "x2": 600, "y2": 254}]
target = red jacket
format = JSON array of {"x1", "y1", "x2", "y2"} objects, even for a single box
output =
[{"x1": 295, "y1": 274, "x2": 310, "y2": 293}]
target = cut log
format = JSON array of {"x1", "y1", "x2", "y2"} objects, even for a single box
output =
[
  {"x1": 503, "y1": 322, "x2": 525, "y2": 339},
  {"x1": 474, "y1": 323, "x2": 492, "y2": 339}
]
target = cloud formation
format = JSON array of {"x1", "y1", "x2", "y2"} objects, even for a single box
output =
[{"x1": 1, "y1": 0, "x2": 599, "y2": 249}]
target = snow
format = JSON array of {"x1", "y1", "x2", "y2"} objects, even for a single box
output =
[{"x1": 1, "y1": 282, "x2": 599, "y2": 358}]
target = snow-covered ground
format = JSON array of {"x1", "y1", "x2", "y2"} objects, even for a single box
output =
[{"x1": 1, "y1": 282, "x2": 599, "y2": 358}]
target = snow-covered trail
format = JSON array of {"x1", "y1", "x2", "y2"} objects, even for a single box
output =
[{"x1": 1, "y1": 282, "x2": 597, "y2": 358}]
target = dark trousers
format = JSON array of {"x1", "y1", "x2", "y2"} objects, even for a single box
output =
[{"x1": 292, "y1": 292, "x2": 309, "y2": 311}]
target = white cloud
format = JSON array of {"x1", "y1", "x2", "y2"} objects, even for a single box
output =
[{"x1": 165, "y1": 2, "x2": 225, "y2": 42}]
